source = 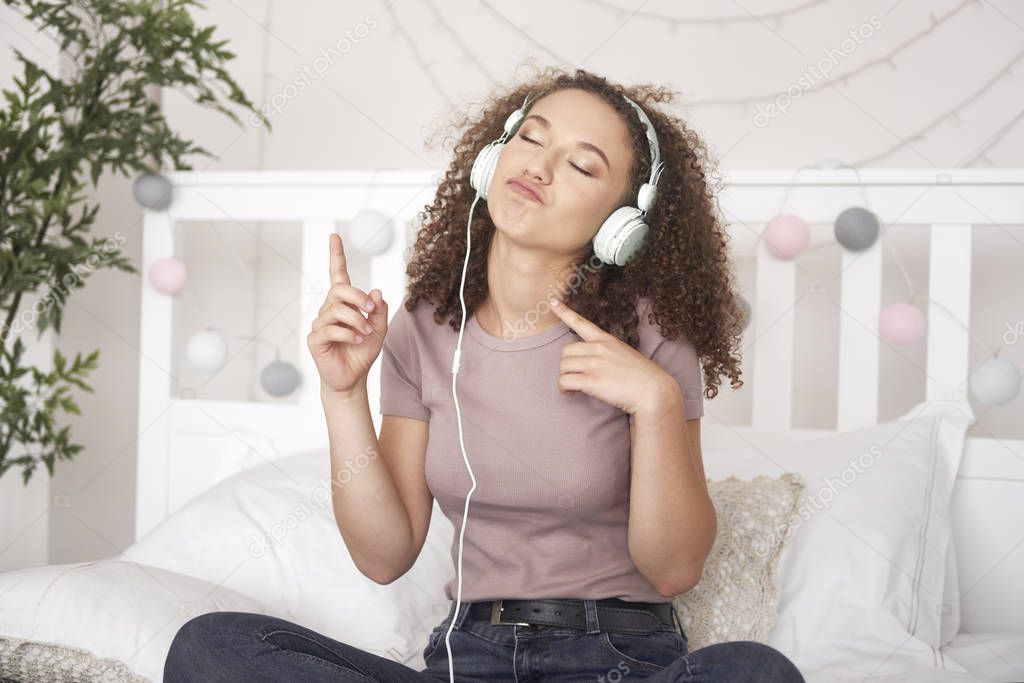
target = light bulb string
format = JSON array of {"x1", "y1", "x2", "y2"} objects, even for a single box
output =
[
  {"x1": 156, "y1": 257, "x2": 289, "y2": 363},
  {"x1": 751, "y1": 161, "x2": 874, "y2": 261},
  {"x1": 881, "y1": 233, "x2": 917, "y2": 297},
  {"x1": 220, "y1": 331, "x2": 283, "y2": 361},
  {"x1": 886, "y1": 237, "x2": 1011, "y2": 363},
  {"x1": 178, "y1": 268, "x2": 209, "y2": 320},
  {"x1": 905, "y1": 293, "x2": 1008, "y2": 363},
  {"x1": 775, "y1": 162, "x2": 872, "y2": 217},
  {"x1": 748, "y1": 164, "x2": 818, "y2": 259},
  {"x1": 753, "y1": 176, "x2": 1013, "y2": 366},
  {"x1": 209, "y1": 223, "x2": 257, "y2": 276},
  {"x1": 753, "y1": 166, "x2": 1021, "y2": 366},
  {"x1": 180, "y1": 299, "x2": 287, "y2": 363}
]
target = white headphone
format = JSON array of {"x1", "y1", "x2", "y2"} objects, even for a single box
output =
[
  {"x1": 469, "y1": 91, "x2": 666, "y2": 266},
  {"x1": 442, "y1": 92, "x2": 665, "y2": 683}
]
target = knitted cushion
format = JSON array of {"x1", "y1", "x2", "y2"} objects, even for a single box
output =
[
  {"x1": 0, "y1": 637, "x2": 148, "y2": 682},
  {"x1": 673, "y1": 473, "x2": 806, "y2": 650}
]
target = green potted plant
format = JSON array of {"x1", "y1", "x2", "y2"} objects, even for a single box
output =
[{"x1": 0, "y1": 0, "x2": 271, "y2": 483}]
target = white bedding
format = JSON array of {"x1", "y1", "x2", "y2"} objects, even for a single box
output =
[
  {"x1": 1, "y1": 555, "x2": 1022, "y2": 682},
  {"x1": 0, "y1": 403, "x2": 1016, "y2": 682},
  {"x1": 803, "y1": 671, "x2": 990, "y2": 682},
  {"x1": 797, "y1": 632, "x2": 1024, "y2": 682},
  {"x1": 941, "y1": 632, "x2": 1024, "y2": 682},
  {"x1": 0, "y1": 559, "x2": 275, "y2": 682}
]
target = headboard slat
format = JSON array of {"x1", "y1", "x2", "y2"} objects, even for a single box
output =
[
  {"x1": 926, "y1": 223, "x2": 973, "y2": 402},
  {"x1": 135, "y1": 210, "x2": 177, "y2": 540},
  {"x1": 836, "y1": 239, "x2": 883, "y2": 430},
  {"x1": 752, "y1": 239, "x2": 796, "y2": 428}
]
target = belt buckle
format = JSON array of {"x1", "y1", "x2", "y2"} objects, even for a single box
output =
[{"x1": 489, "y1": 599, "x2": 531, "y2": 626}]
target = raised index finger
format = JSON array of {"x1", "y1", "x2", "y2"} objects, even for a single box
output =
[
  {"x1": 329, "y1": 233, "x2": 351, "y2": 286},
  {"x1": 548, "y1": 297, "x2": 606, "y2": 342}
]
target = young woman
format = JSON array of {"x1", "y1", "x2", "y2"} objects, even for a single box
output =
[{"x1": 164, "y1": 67, "x2": 803, "y2": 682}]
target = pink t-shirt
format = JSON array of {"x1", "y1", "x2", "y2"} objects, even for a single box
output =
[{"x1": 379, "y1": 295, "x2": 704, "y2": 602}]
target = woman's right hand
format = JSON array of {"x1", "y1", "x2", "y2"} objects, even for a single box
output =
[{"x1": 307, "y1": 233, "x2": 389, "y2": 397}]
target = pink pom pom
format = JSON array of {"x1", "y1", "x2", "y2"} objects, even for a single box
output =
[
  {"x1": 879, "y1": 302, "x2": 926, "y2": 346},
  {"x1": 149, "y1": 257, "x2": 188, "y2": 294},
  {"x1": 764, "y1": 214, "x2": 810, "y2": 260}
]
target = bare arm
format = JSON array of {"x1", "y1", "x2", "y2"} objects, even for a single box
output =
[
  {"x1": 628, "y1": 382, "x2": 716, "y2": 597},
  {"x1": 322, "y1": 382, "x2": 431, "y2": 584},
  {"x1": 308, "y1": 232, "x2": 432, "y2": 584}
]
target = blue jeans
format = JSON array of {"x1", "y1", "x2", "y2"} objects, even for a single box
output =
[{"x1": 164, "y1": 599, "x2": 805, "y2": 682}]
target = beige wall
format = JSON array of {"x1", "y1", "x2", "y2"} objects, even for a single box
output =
[{"x1": 1, "y1": 0, "x2": 1022, "y2": 568}]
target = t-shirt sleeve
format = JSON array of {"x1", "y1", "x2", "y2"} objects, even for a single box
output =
[
  {"x1": 379, "y1": 299, "x2": 430, "y2": 421},
  {"x1": 629, "y1": 328, "x2": 704, "y2": 424}
]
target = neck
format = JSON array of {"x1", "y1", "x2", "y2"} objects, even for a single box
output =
[{"x1": 476, "y1": 232, "x2": 583, "y2": 339}]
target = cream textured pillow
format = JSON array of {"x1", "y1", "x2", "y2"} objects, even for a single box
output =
[
  {"x1": 0, "y1": 637, "x2": 147, "y2": 683},
  {"x1": 673, "y1": 473, "x2": 806, "y2": 651}
]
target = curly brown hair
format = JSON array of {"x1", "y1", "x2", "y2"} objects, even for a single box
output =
[{"x1": 402, "y1": 65, "x2": 744, "y2": 401}]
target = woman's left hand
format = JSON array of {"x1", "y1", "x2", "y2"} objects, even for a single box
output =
[{"x1": 547, "y1": 297, "x2": 676, "y2": 418}]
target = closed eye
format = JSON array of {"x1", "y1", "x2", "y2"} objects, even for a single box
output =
[{"x1": 518, "y1": 134, "x2": 594, "y2": 177}]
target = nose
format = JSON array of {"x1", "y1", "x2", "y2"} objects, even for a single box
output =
[{"x1": 521, "y1": 147, "x2": 552, "y2": 184}]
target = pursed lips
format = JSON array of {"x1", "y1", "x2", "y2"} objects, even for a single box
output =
[{"x1": 507, "y1": 179, "x2": 542, "y2": 203}]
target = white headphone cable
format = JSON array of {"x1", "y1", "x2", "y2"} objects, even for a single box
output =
[{"x1": 443, "y1": 190, "x2": 483, "y2": 683}]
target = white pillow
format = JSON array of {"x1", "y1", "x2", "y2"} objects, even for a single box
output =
[
  {"x1": 939, "y1": 542, "x2": 960, "y2": 647},
  {"x1": 700, "y1": 399, "x2": 974, "y2": 677},
  {"x1": 702, "y1": 415, "x2": 962, "y2": 651},
  {"x1": 0, "y1": 558, "x2": 269, "y2": 682},
  {"x1": 124, "y1": 448, "x2": 455, "y2": 669}
]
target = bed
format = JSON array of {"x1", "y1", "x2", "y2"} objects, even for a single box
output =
[{"x1": 1, "y1": 169, "x2": 1022, "y2": 682}]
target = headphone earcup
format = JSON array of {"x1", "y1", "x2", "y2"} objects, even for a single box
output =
[
  {"x1": 470, "y1": 142, "x2": 504, "y2": 199},
  {"x1": 592, "y1": 206, "x2": 650, "y2": 266}
]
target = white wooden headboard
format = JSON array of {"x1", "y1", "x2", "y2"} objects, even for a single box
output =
[{"x1": 137, "y1": 169, "x2": 1024, "y2": 633}]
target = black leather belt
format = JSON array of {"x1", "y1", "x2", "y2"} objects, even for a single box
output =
[{"x1": 465, "y1": 598, "x2": 676, "y2": 635}]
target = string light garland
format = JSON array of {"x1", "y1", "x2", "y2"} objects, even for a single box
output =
[
  {"x1": 385, "y1": 0, "x2": 458, "y2": 106},
  {"x1": 751, "y1": 164, "x2": 1022, "y2": 405},
  {"x1": 852, "y1": 48, "x2": 1024, "y2": 167},
  {"x1": 580, "y1": 0, "x2": 830, "y2": 28},
  {"x1": 379, "y1": 0, "x2": 1018, "y2": 168},
  {"x1": 683, "y1": 0, "x2": 979, "y2": 107},
  {"x1": 145, "y1": 224, "x2": 303, "y2": 398},
  {"x1": 422, "y1": 0, "x2": 499, "y2": 85}
]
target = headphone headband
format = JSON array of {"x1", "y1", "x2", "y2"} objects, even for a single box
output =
[{"x1": 620, "y1": 95, "x2": 665, "y2": 192}]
